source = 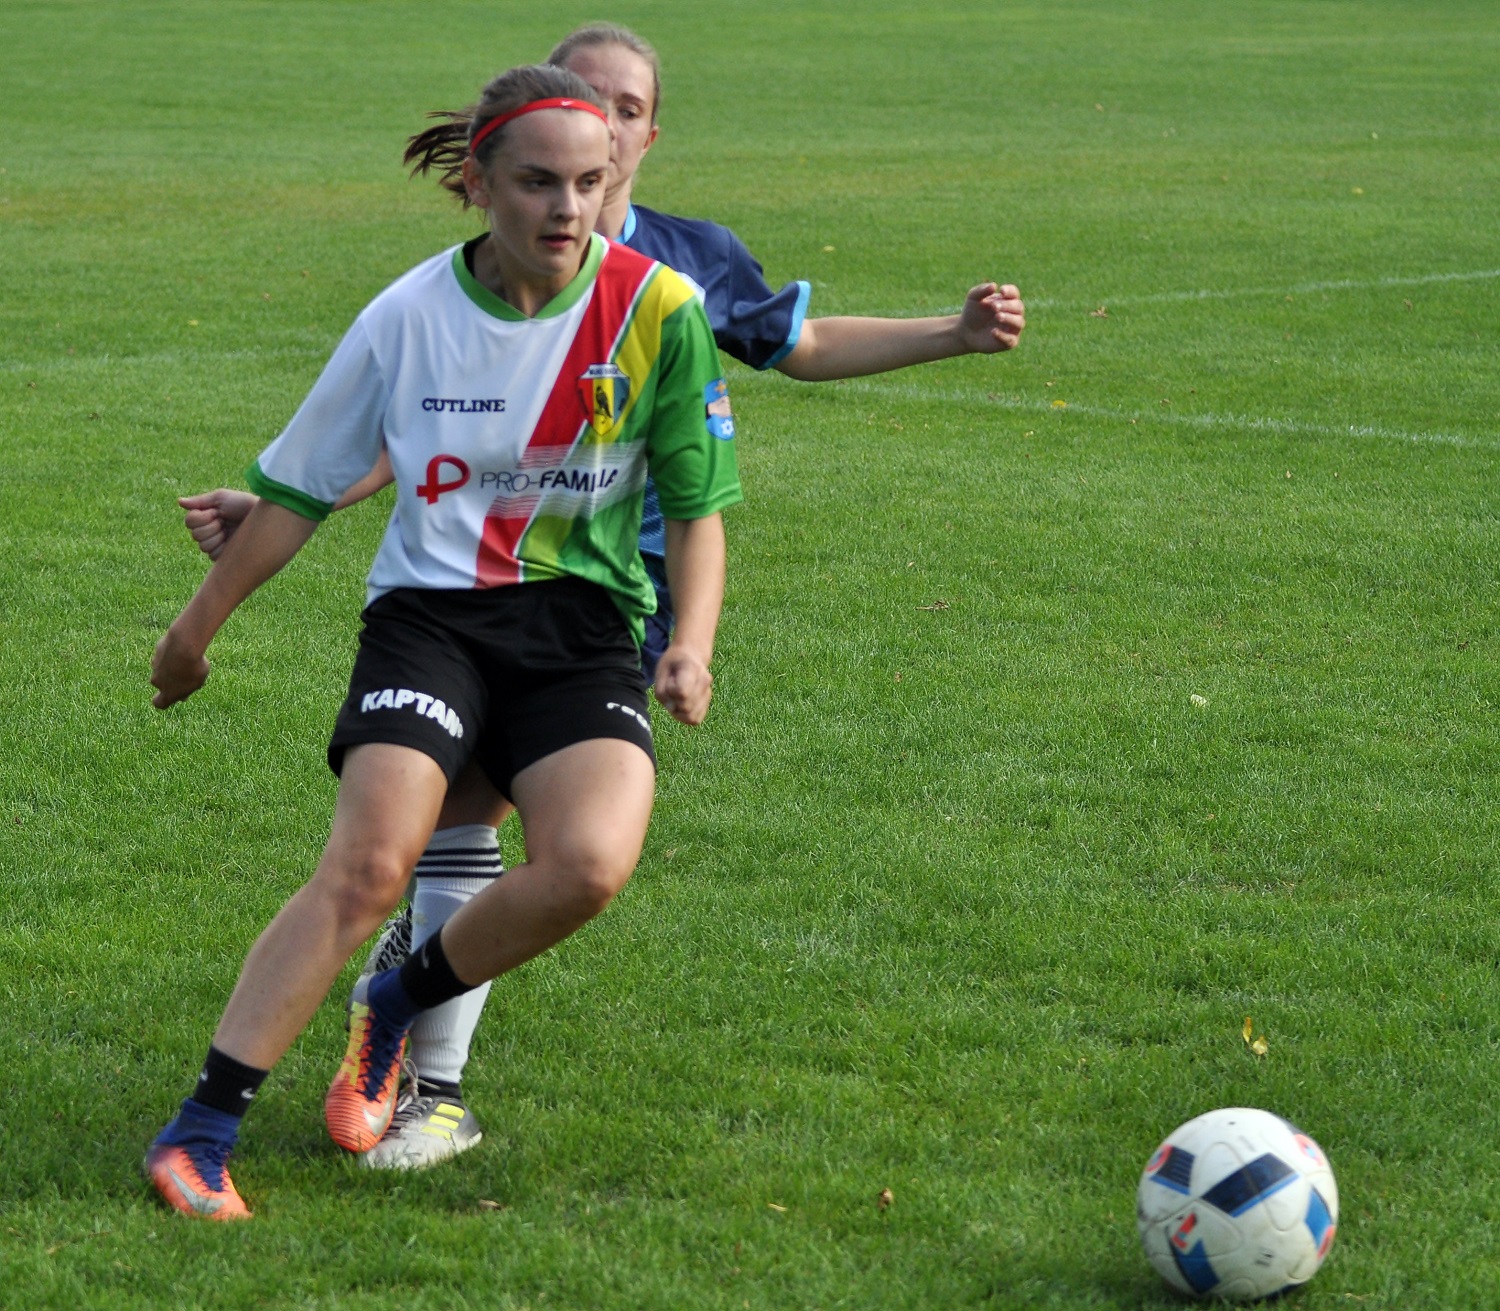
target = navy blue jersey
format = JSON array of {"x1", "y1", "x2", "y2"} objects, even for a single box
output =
[
  {"x1": 623, "y1": 203, "x2": 810, "y2": 560},
  {"x1": 623, "y1": 204, "x2": 810, "y2": 371}
]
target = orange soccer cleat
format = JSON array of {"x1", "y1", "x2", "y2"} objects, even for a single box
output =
[
  {"x1": 325, "y1": 979, "x2": 410, "y2": 1152},
  {"x1": 145, "y1": 1139, "x2": 252, "y2": 1221}
]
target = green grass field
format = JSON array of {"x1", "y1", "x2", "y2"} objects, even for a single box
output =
[{"x1": 3, "y1": 1, "x2": 1497, "y2": 1306}]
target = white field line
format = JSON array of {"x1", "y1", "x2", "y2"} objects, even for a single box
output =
[
  {"x1": 18, "y1": 346, "x2": 1481, "y2": 451},
  {"x1": 0, "y1": 344, "x2": 328, "y2": 375},
  {"x1": 868, "y1": 267, "x2": 1500, "y2": 315},
  {"x1": 10, "y1": 268, "x2": 1497, "y2": 371},
  {"x1": 1042, "y1": 267, "x2": 1500, "y2": 311},
  {"x1": 9, "y1": 269, "x2": 1494, "y2": 451},
  {"x1": 818, "y1": 377, "x2": 1495, "y2": 451}
]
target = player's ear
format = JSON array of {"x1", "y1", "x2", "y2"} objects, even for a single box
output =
[
  {"x1": 642, "y1": 123, "x2": 660, "y2": 157},
  {"x1": 461, "y1": 156, "x2": 490, "y2": 209}
]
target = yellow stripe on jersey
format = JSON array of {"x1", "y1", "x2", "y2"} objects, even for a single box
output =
[{"x1": 582, "y1": 265, "x2": 699, "y2": 447}]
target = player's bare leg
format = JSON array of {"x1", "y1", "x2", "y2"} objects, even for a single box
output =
[
  {"x1": 442, "y1": 738, "x2": 654, "y2": 981},
  {"x1": 335, "y1": 739, "x2": 654, "y2": 1158},
  {"x1": 149, "y1": 743, "x2": 445, "y2": 1214},
  {"x1": 358, "y1": 760, "x2": 514, "y2": 1167},
  {"x1": 215, "y1": 744, "x2": 445, "y2": 1068}
]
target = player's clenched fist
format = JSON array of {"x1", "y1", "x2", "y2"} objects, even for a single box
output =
[
  {"x1": 180, "y1": 489, "x2": 258, "y2": 561},
  {"x1": 653, "y1": 648, "x2": 713, "y2": 725},
  {"x1": 151, "y1": 627, "x2": 210, "y2": 708},
  {"x1": 960, "y1": 281, "x2": 1026, "y2": 353}
]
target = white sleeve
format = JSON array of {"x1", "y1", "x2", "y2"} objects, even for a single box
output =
[{"x1": 248, "y1": 316, "x2": 389, "y2": 519}]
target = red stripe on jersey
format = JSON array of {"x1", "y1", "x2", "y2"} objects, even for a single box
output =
[{"x1": 475, "y1": 243, "x2": 657, "y2": 587}]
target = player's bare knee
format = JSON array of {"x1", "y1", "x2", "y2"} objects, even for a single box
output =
[
  {"x1": 555, "y1": 852, "x2": 635, "y2": 921},
  {"x1": 315, "y1": 849, "x2": 411, "y2": 934}
]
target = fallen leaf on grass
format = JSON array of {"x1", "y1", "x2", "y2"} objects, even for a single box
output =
[
  {"x1": 877, "y1": 1188, "x2": 894, "y2": 1211},
  {"x1": 918, "y1": 600, "x2": 950, "y2": 611}
]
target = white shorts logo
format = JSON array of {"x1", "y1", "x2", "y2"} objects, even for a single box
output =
[
  {"x1": 360, "y1": 688, "x2": 464, "y2": 739},
  {"x1": 606, "y1": 701, "x2": 652, "y2": 736}
]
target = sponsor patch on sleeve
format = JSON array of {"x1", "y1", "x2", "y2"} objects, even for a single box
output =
[{"x1": 704, "y1": 378, "x2": 735, "y2": 441}]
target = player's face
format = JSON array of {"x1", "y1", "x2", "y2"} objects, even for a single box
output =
[
  {"x1": 463, "y1": 110, "x2": 611, "y2": 309},
  {"x1": 559, "y1": 43, "x2": 659, "y2": 199}
]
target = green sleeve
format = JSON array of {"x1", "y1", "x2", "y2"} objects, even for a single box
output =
[{"x1": 647, "y1": 297, "x2": 745, "y2": 522}]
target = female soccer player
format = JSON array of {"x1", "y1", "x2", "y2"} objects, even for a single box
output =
[
  {"x1": 145, "y1": 61, "x2": 741, "y2": 1220},
  {"x1": 179, "y1": 23, "x2": 1026, "y2": 1171}
]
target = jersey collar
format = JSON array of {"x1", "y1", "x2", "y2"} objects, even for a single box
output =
[{"x1": 452, "y1": 232, "x2": 607, "y2": 321}]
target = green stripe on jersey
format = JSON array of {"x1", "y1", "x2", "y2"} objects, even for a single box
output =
[{"x1": 246, "y1": 459, "x2": 334, "y2": 521}]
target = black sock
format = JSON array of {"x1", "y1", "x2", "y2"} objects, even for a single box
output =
[
  {"x1": 397, "y1": 927, "x2": 476, "y2": 1012},
  {"x1": 192, "y1": 1045, "x2": 268, "y2": 1119}
]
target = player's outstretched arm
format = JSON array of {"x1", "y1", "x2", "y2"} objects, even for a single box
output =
[
  {"x1": 775, "y1": 282, "x2": 1025, "y2": 382},
  {"x1": 179, "y1": 451, "x2": 397, "y2": 561},
  {"x1": 152, "y1": 500, "x2": 320, "y2": 709},
  {"x1": 654, "y1": 513, "x2": 726, "y2": 726}
]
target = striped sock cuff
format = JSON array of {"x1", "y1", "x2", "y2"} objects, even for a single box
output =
[{"x1": 414, "y1": 823, "x2": 504, "y2": 881}]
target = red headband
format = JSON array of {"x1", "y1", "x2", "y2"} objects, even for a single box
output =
[{"x1": 469, "y1": 97, "x2": 609, "y2": 156}]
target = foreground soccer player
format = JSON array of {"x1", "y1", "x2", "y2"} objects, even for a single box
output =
[
  {"x1": 180, "y1": 22, "x2": 1026, "y2": 1171},
  {"x1": 145, "y1": 63, "x2": 740, "y2": 1219}
]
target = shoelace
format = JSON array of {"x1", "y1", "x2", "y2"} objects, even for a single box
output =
[
  {"x1": 385, "y1": 1060, "x2": 425, "y2": 1128},
  {"x1": 188, "y1": 1136, "x2": 235, "y2": 1192},
  {"x1": 357, "y1": 1009, "x2": 410, "y2": 1098},
  {"x1": 371, "y1": 908, "x2": 413, "y2": 973}
]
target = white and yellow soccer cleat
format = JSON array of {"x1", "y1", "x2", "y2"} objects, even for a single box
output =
[{"x1": 362, "y1": 1084, "x2": 484, "y2": 1170}]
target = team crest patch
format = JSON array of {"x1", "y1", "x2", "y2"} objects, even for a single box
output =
[
  {"x1": 579, "y1": 364, "x2": 631, "y2": 436},
  {"x1": 704, "y1": 378, "x2": 735, "y2": 440}
]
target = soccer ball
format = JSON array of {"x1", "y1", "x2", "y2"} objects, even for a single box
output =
[{"x1": 1137, "y1": 1107, "x2": 1338, "y2": 1301}]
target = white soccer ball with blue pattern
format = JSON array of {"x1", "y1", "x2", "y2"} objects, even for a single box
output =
[{"x1": 1137, "y1": 1107, "x2": 1338, "y2": 1301}]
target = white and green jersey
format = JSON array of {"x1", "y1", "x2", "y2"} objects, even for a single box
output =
[{"x1": 248, "y1": 233, "x2": 742, "y2": 643}]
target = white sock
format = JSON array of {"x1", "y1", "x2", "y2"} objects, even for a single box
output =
[{"x1": 407, "y1": 824, "x2": 501, "y2": 1088}]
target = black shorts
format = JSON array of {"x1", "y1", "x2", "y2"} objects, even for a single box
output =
[{"x1": 328, "y1": 578, "x2": 655, "y2": 800}]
